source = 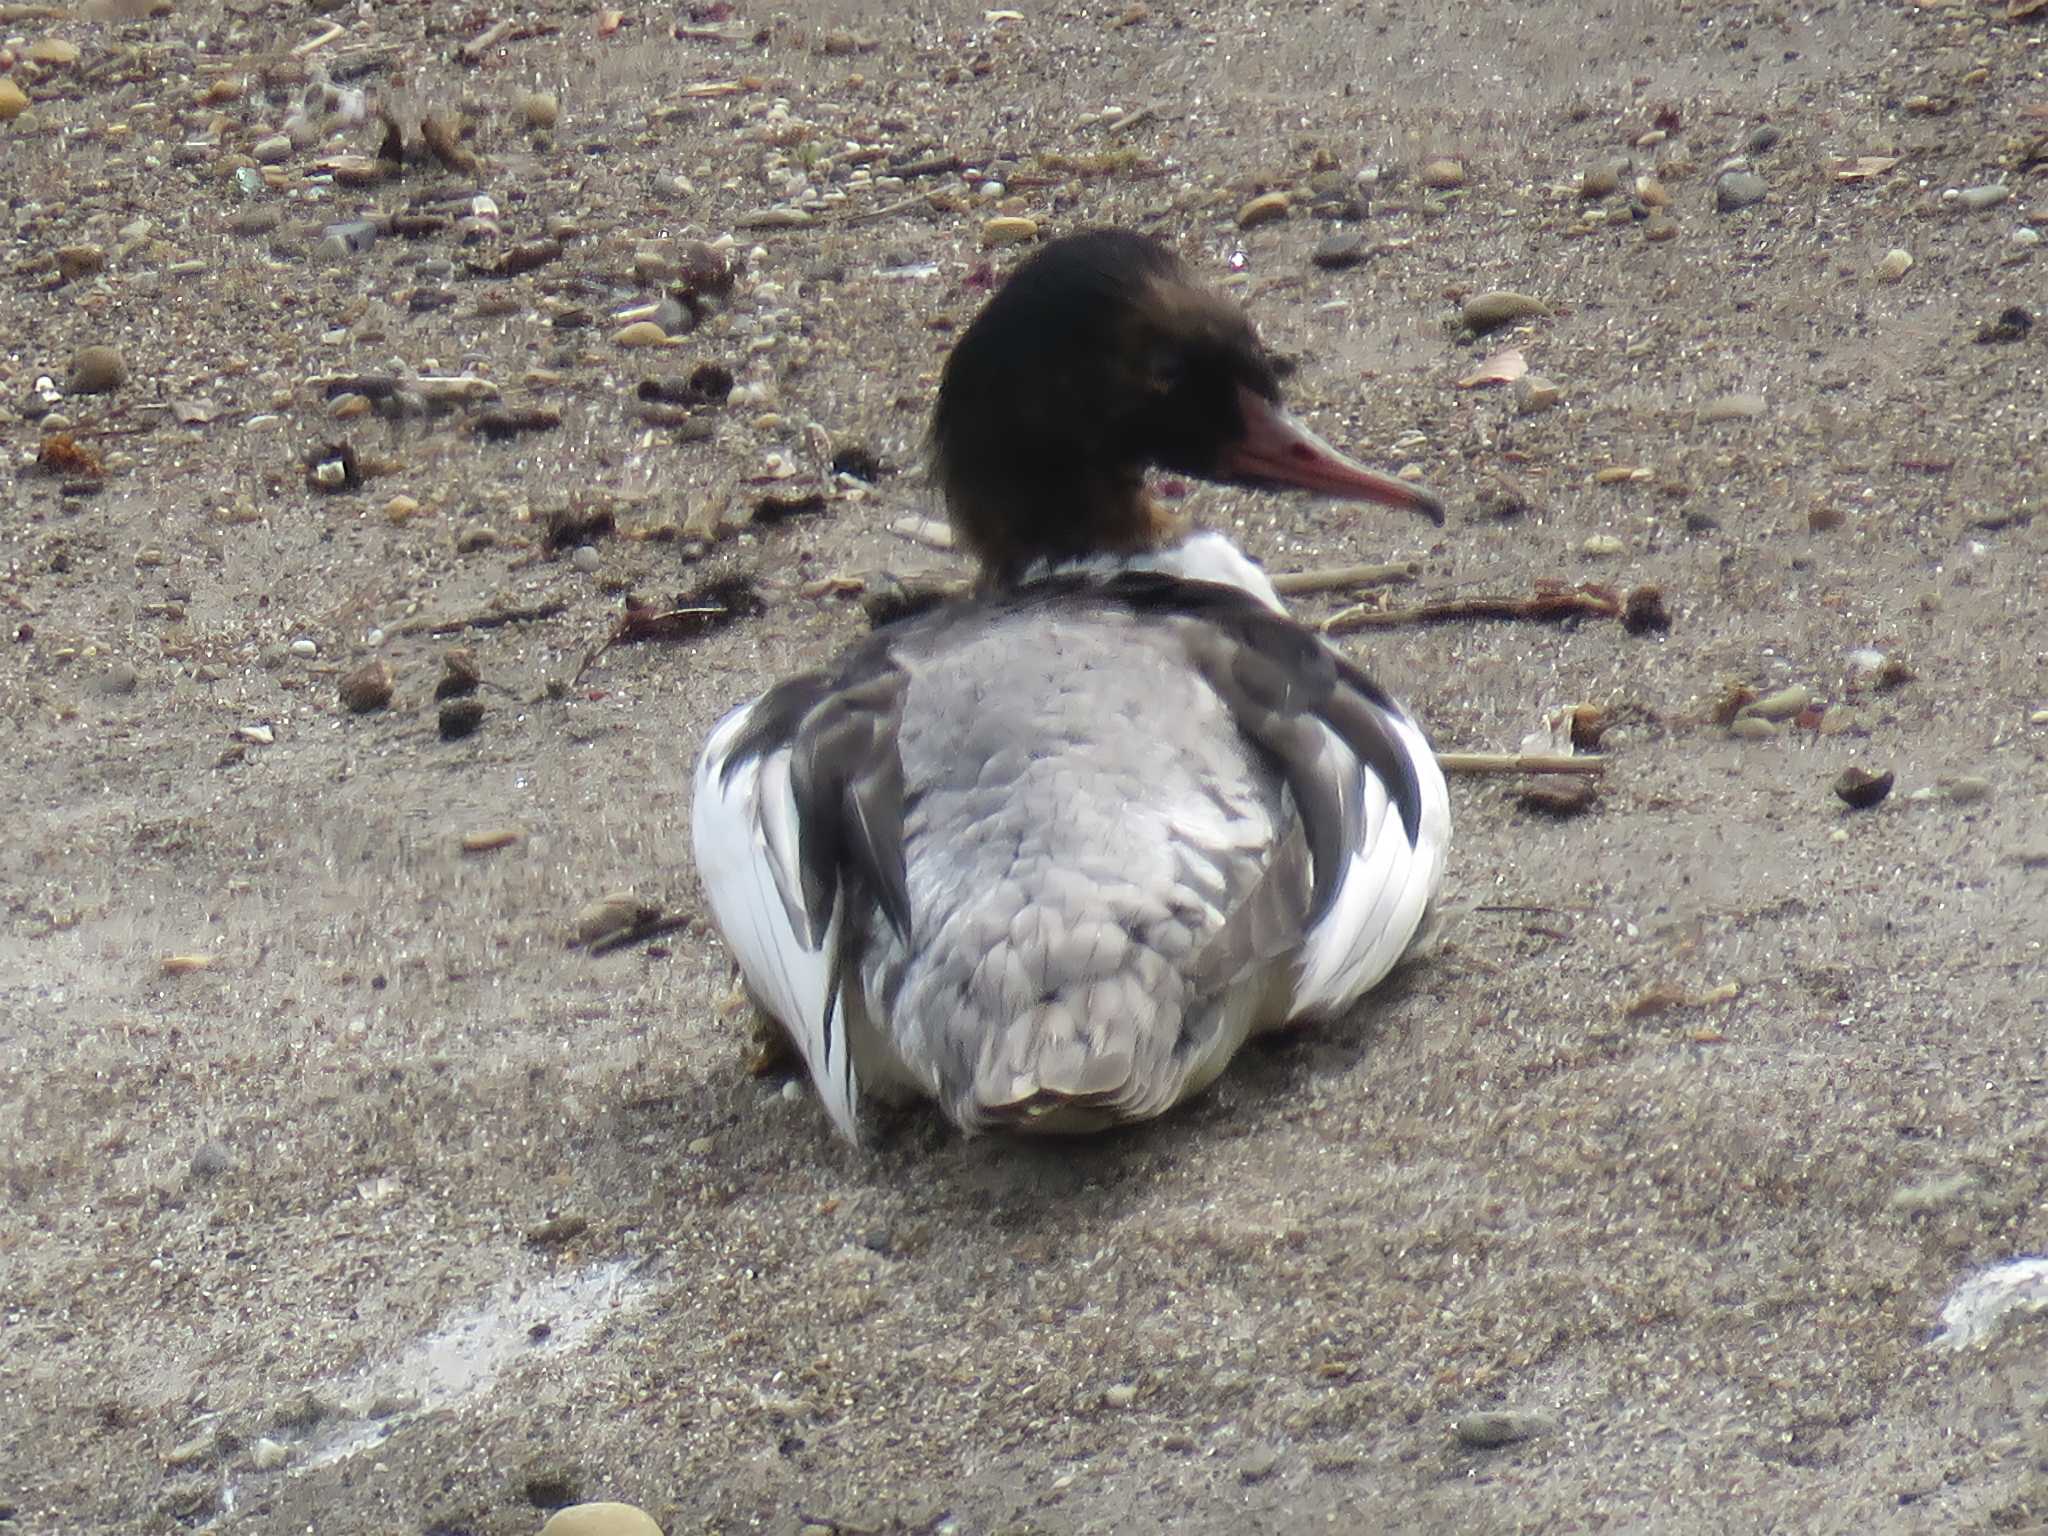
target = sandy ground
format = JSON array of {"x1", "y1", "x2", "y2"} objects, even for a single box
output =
[{"x1": 3, "y1": 0, "x2": 2046, "y2": 1532}]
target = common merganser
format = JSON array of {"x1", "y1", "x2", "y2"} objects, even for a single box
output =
[{"x1": 691, "y1": 229, "x2": 1450, "y2": 1140}]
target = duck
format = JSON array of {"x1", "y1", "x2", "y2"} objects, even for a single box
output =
[{"x1": 690, "y1": 228, "x2": 1450, "y2": 1141}]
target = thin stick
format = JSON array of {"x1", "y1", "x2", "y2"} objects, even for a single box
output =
[
  {"x1": 1324, "y1": 586, "x2": 1622, "y2": 635},
  {"x1": 457, "y1": 17, "x2": 515, "y2": 62},
  {"x1": 1437, "y1": 752, "x2": 1605, "y2": 778},
  {"x1": 394, "y1": 600, "x2": 570, "y2": 637},
  {"x1": 290, "y1": 21, "x2": 345, "y2": 56},
  {"x1": 1269, "y1": 560, "x2": 1418, "y2": 597}
]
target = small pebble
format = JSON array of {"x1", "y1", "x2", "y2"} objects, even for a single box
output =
[
  {"x1": 1418, "y1": 158, "x2": 1465, "y2": 189},
  {"x1": 519, "y1": 90, "x2": 560, "y2": 129},
  {"x1": 439, "y1": 698, "x2": 486, "y2": 740},
  {"x1": 980, "y1": 215, "x2": 1038, "y2": 248},
  {"x1": 163, "y1": 1435, "x2": 215, "y2": 1468},
  {"x1": 1514, "y1": 374, "x2": 1561, "y2": 414},
  {"x1": 1309, "y1": 231, "x2": 1367, "y2": 269},
  {"x1": 54, "y1": 244, "x2": 106, "y2": 281},
  {"x1": 1235, "y1": 191, "x2": 1289, "y2": 228},
  {"x1": 1455, "y1": 1410, "x2": 1554, "y2": 1448},
  {"x1": 94, "y1": 662, "x2": 140, "y2": 697},
  {"x1": 1578, "y1": 160, "x2": 1623, "y2": 199},
  {"x1": 538, "y1": 1505, "x2": 665, "y2": 1536},
  {"x1": 1974, "y1": 307, "x2": 2032, "y2": 345},
  {"x1": 338, "y1": 659, "x2": 394, "y2": 714},
  {"x1": 1946, "y1": 776, "x2": 1992, "y2": 805},
  {"x1": 1715, "y1": 170, "x2": 1768, "y2": 212},
  {"x1": 1698, "y1": 392, "x2": 1765, "y2": 424},
  {"x1": 1740, "y1": 684, "x2": 1810, "y2": 722},
  {"x1": 574, "y1": 892, "x2": 659, "y2": 947},
  {"x1": 1581, "y1": 534, "x2": 1624, "y2": 557},
  {"x1": 1643, "y1": 212, "x2": 1678, "y2": 243},
  {"x1": 436, "y1": 648, "x2": 482, "y2": 699},
  {"x1": 251, "y1": 133, "x2": 292, "y2": 164},
  {"x1": 1235, "y1": 1444, "x2": 1282, "y2": 1483},
  {"x1": 0, "y1": 78, "x2": 31, "y2": 121},
  {"x1": 1833, "y1": 765, "x2": 1893, "y2": 810},
  {"x1": 1729, "y1": 715, "x2": 1781, "y2": 740},
  {"x1": 1875, "y1": 248, "x2": 1913, "y2": 283},
  {"x1": 189, "y1": 1140, "x2": 233, "y2": 1180},
  {"x1": 1955, "y1": 184, "x2": 2010, "y2": 213},
  {"x1": 249, "y1": 1437, "x2": 289, "y2": 1470},
  {"x1": 613, "y1": 320, "x2": 670, "y2": 348},
  {"x1": 570, "y1": 544, "x2": 601, "y2": 574},
  {"x1": 1461, "y1": 291, "x2": 1546, "y2": 332},
  {"x1": 1519, "y1": 779, "x2": 1597, "y2": 817},
  {"x1": 1745, "y1": 124, "x2": 1783, "y2": 155},
  {"x1": 68, "y1": 345, "x2": 128, "y2": 394},
  {"x1": 289, "y1": 638, "x2": 317, "y2": 658},
  {"x1": 1103, "y1": 1383, "x2": 1138, "y2": 1409},
  {"x1": 1889, "y1": 1172, "x2": 1979, "y2": 1214}
]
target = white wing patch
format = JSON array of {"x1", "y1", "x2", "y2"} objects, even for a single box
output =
[
  {"x1": 690, "y1": 702, "x2": 862, "y2": 1140},
  {"x1": 1290, "y1": 707, "x2": 1450, "y2": 1018}
]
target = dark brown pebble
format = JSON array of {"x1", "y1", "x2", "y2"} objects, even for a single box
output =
[
  {"x1": 1518, "y1": 779, "x2": 1598, "y2": 817},
  {"x1": 338, "y1": 659, "x2": 394, "y2": 713},
  {"x1": 543, "y1": 504, "x2": 617, "y2": 553},
  {"x1": 435, "y1": 648, "x2": 481, "y2": 699},
  {"x1": 1622, "y1": 584, "x2": 1672, "y2": 634},
  {"x1": 475, "y1": 407, "x2": 561, "y2": 440},
  {"x1": 1974, "y1": 307, "x2": 2032, "y2": 345},
  {"x1": 438, "y1": 698, "x2": 486, "y2": 740},
  {"x1": 492, "y1": 238, "x2": 564, "y2": 276},
  {"x1": 524, "y1": 1214, "x2": 589, "y2": 1247},
  {"x1": 1833, "y1": 765, "x2": 1894, "y2": 810}
]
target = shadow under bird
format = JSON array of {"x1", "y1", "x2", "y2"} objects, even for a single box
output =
[{"x1": 692, "y1": 228, "x2": 1450, "y2": 1140}]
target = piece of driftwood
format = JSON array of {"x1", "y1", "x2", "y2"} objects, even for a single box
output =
[
  {"x1": 1437, "y1": 752, "x2": 1605, "y2": 778},
  {"x1": 1325, "y1": 583, "x2": 1623, "y2": 635}
]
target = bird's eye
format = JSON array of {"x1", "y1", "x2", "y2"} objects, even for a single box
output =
[{"x1": 1146, "y1": 349, "x2": 1186, "y2": 396}]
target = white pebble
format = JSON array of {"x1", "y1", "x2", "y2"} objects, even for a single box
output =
[{"x1": 289, "y1": 638, "x2": 317, "y2": 658}]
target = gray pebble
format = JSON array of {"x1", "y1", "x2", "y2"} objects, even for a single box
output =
[
  {"x1": 1699, "y1": 392, "x2": 1766, "y2": 424},
  {"x1": 251, "y1": 134, "x2": 293, "y2": 165},
  {"x1": 1310, "y1": 232, "x2": 1367, "y2": 270},
  {"x1": 322, "y1": 219, "x2": 378, "y2": 256},
  {"x1": 571, "y1": 545, "x2": 602, "y2": 573},
  {"x1": 1889, "y1": 1172, "x2": 1979, "y2": 1214},
  {"x1": 1955, "y1": 184, "x2": 2010, "y2": 213},
  {"x1": 1745, "y1": 124, "x2": 1783, "y2": 155},
  {"x1": 94, "y1": 661, "x2": 140, "y2": 697},
  {"x1": 229, "y1": 207, "x2": 282, "y2": 238},
  {"x1": 189, "y1": 1140, "x2": 234, "y2": 1180},
  {"x1": 1455, "y1": 1410, "x2": 1554, "y2": 1448},
  {"x1": 1579, "y1": 158, "x2": 1626, "y2": 199},
  {"x1": 1715, "y1": 171, "x2": 1768, "y2": 212},
  {"x1": 1235, "y1": 1443, "x2": 1282, "y2": 1483}
]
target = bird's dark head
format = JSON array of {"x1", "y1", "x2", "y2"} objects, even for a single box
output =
[{"x1": 930, "y1": 229, "x2": 1442, "y2": 580}]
